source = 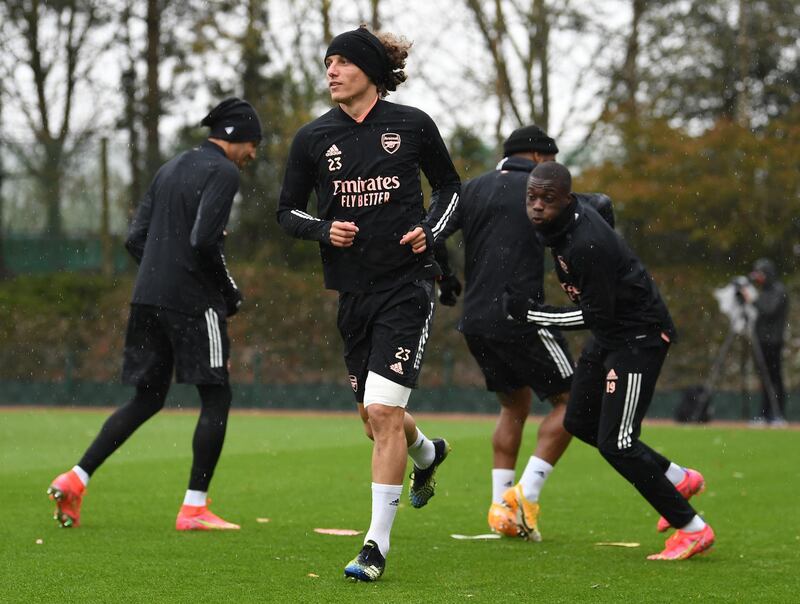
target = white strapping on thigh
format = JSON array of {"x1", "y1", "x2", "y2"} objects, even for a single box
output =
[{"x1": 363, "y1": 371, "x2": 411, "y2": 408}]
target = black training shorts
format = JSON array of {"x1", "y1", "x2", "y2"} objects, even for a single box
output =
[
  {"x1": 464, "y1": 329, "x2": 574, "y2": 400},
  {"x1": 337, "y1": 280, "x2": 435, "y2": 402},
  {"x1": 122, "y1": 304, "x2": 229, "y2": 386}
]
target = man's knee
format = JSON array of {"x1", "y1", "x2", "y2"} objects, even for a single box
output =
[
  {"x1": 597, "y1": 439, "x2": 641, "y2": 467},
  {"x1": 365, "y1": 402, "x2": 402, "y2": 424},
  {"x1": 548, "y1": 391, "x2": 570, "y2": 409},
  {"x1": 497, "y1": 388, "x2": 531, "y2": 420},
  {"x1": 563, "y1": 412, "x2": 597, "y2": 447},
  {"x1": 363, "y1": 371, "x2": 409, "y2": 437},
  {"x1": 133, "y1": 382, "x2": 169, "y2": 414},
  {"x1": 198, "y1": 383, "x2": 232, "y2": 410},
  {"x1": 365, "y1": 403, "x2": 405, "y2": 442}
]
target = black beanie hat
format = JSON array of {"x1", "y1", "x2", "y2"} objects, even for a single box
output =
[
  {"x1": 503, "y1": 125, "x2": 558, "y2": 156},
  {"x1": 752, "y1": 258, "x2": 777, "y2": 282},
  {"x1": 201, "y1": 98, "x2": 263, "y2": 143},
  {"x1": 325, "y1": 27, "x2": 394, "y2": 91}
]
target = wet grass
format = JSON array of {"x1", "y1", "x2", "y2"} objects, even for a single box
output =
[{"x1": 2, "y1": 408, "x2": 796, "y2": 602}]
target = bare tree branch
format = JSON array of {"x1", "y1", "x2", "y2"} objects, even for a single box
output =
[
  {"x1": 550, "y1": 37, "x2": 609, "y2": 143},
  {"x1": 25, "y1": 0, "x2": 52, "y2": 140},
  {"x1": 321, "y1": 0, "x2": 333, "y2": 43},
  {"x1": 465, "y1": 0, "x2": 523, "y2": 125},
  {"x1": 370, "y1": 0, "x2": 381, "y2": 30}
]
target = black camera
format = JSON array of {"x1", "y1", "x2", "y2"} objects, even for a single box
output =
[{"x1": 731, "y1": 275, "x2": 750, "y2": 304}]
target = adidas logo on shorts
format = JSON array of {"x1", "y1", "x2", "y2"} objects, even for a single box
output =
[
  {"x1": 325, "y1": 144, "x2": 342, "y2": 157},
  {"x1": 389, "y1": 362, "x2": 404, "y2": 375}
]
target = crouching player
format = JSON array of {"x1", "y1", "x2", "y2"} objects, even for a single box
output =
[
  {"x1": 434, "y1": 125, "x2": 620, "y2": 541},
  {"x1": 504, "y1": 162, "x2": 714, "y2": 560}
]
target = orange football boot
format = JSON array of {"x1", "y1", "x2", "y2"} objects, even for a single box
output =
[
  {"x1": 47, "y1": 470, "x2": 86, "y2": 528},
  {"x1": 175, "y1": 504, "x2": 240, "y2": 531},
  {"x1": 501, "y1": 484, "x2": 542, "y2": 541},
  {"x1": 648, "y1": 524, "x2": 715, "y2": 560}
]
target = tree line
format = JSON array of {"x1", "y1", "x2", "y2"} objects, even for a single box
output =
[{"x1": 0, "y1": 0, "x2": 798, "y2": 276}]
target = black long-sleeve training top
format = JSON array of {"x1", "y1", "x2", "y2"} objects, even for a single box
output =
[
  {"x1": 276, "y1": 99, "x2": 461, "y2": 292},
  {"x1": 526, "y1": 197, "x2": 676, "y2": 350},
  {"x1": 437, "y1": 156, "x2": 546, "y2": 340},
  {"x1": 436, "y1": 155, "x2": 615, "y2": 341},
  {"x1": 126, "y1": 140, "x2": 240, "y2": 317}
]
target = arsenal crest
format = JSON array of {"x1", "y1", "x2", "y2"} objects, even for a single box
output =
[
  {"x1": 381, "y1": 132, "x2": 401, "y2": 154},
  {"x1": 557, "y1": 256, "x2": 569, "y2": 273}
]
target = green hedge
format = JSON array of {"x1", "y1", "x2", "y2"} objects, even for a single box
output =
[{"x1": 0, "y1": 262, "x2": 796, "y2": 411}]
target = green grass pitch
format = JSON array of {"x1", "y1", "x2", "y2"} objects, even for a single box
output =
[{"x1": 1, "y1": 408, "x2": 797, "y2": 602}]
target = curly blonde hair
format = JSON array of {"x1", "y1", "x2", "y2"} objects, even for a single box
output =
[{"x1": 376, "y1": 31, "x2": 413, "y2": 97}]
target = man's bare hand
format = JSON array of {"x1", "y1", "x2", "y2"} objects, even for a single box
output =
[
  {"x1": 399, "y1": 226, "x2": 427, "y2": 254},
  {"x1": 329, "y1": 221, "x2": 359, "y2": 247}
]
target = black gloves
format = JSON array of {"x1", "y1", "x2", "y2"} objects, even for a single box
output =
[
  {"x1": 224, "y1": 287, "x2": 244, "y2": 317},
  {"x1": 501, "y1": 286, "x2": 535, "y2": 322},
  {"x1": 438, "y1": 273, "x2": 462, "y2": 306}
]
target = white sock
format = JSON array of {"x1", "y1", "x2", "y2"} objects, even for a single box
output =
[
  {"x1": 492, "y1": 469, "x2": 516, "y2": 504},
  {"x1": 407, "y1": 429, "x2": 436, "y2": 469},
  {"x1": 183, "y1": 490, "x2": 207, "y2": 507},
  {"x1": 72, "y1": 465, "x2": 90, "y2": 487},
  {"x1": 680, "y1": 515, "x2": 706, "y2": 532},
  {"x1": 364, "y1": 483, "x2": 402, "y2": 558},
  {"x1": 665, "y1": 463, "x2": 686, "y2": 486},
  {"x1": 519, "y1": 456, "x2": 554, "y2": 502}
]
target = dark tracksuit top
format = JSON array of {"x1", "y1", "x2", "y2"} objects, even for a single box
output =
[
  {"x1": 435, "y1": 155, "x2": 615, "y2": 341},
  {"x1": 437, "y1": 156, "x2": 547, "y2": 341},
  {"x1": 526, "y1": 197, "x2": 676, "y2": 350},
  {"x1": 754, "y1": 279, "x2": 789, "y2": 347},
  {"x1": 126, "y1": 140, "x2": 240, "y2": 317},
  {"x1": 276, "y1": 99, "x2": 461, "y2": 292},
  {"x1": 519, "y1": 197, "x2": 699, "y2": 529}
]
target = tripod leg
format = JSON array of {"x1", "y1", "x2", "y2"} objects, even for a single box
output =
[
  {"x1": 698, "y1": 326, "x2": 737, "y2": 421},
  {"x1": 740, "y1": 336, "x2": 750, "y2": 420}
]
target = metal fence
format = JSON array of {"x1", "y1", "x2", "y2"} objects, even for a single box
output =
[{"x1": 2, "y1": 235, "x2": 130, "y2": 274}]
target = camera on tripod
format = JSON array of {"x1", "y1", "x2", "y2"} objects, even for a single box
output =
[
  {"x1": 715, "y1": 275, "x2": 758, "y2": 333},
  {"x1": 731, "y1": 275, "x2": 753, "y2": 305},
  {"x1": 677, "y1": 273, "x2": 780, "y2": 423}
]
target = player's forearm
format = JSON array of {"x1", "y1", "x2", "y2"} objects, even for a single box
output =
[
  {"x1": 419, "y1": 114, "x2": 461, "y2": 243},
  {"x1": 423, "y1": 186, "x2": 460, "y2": 243},
  {"x1": 124, "y1": 218, "x2": 146, "y2": 263},
  {"x1": 503, "y1": 289, "x2": 587, "y2": 330},
  {"x1": 125, "y1": 191, "x2": 154, "y2": 264},
  {"x1": 124, "y1": 238, "x2": 144, "y2": 264},
  {"x1": 524, "y1": 303, "x2": 586, "y2": 330},
  {"x1": 276, "y1": 207, "x2": 332, "y2": 243},
  {"x1": 197, "y1": 245, "x2": 239, "y2": 296}
]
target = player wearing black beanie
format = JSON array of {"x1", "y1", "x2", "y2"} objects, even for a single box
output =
[
  {"x1": 432, "y1": 124, "x2": 619, "y2": 543},
  {"x1": 47, "y1": 98, "x2": 264, "y2": 533},
  {"x1": 278, "y1": 25, "x2": 459, "y2": 583},
  {"x1": 503, "y1": 125, "x2": 558, "y2": 156},
  {"x1": 201, "y1": 97, "x2": 263, "y2": 143},
  {"x1": 325, "y1": 27, "x2": 394, "y2": 92}
]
